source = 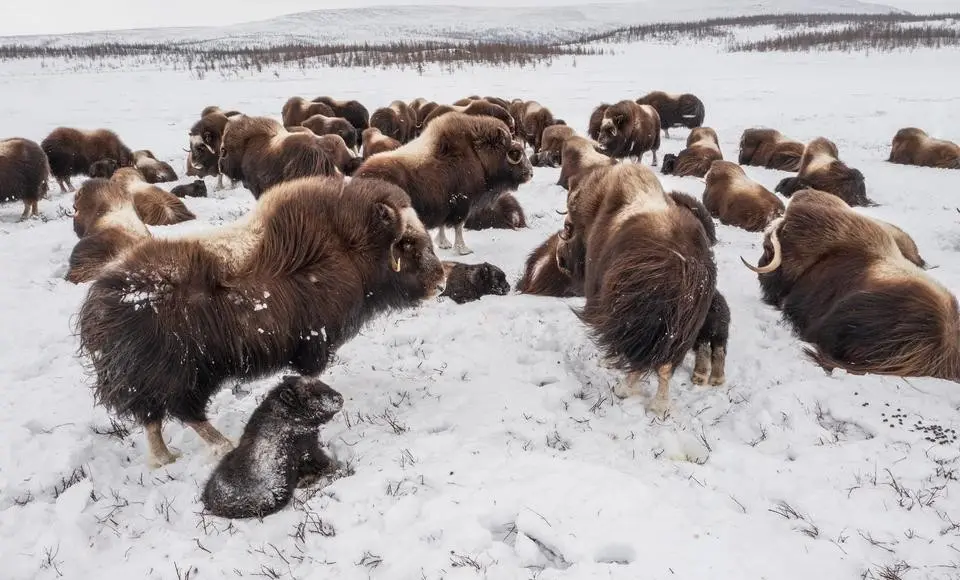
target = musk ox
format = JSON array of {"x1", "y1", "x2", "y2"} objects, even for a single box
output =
[
  {"x1": 66, "y1": 178, "x2": 149, "y2": 284},
  {"x1": 111, "y1": 168, "x2": 196, "y2": 226},
  {"x1": 410, "y1": 99, "x2": 440, "y2": 137},
  {"x1": 132, "y1": 150, "x2": 178, "y2": 183},
  {"x1": 313, "y1": 134, "x2": 363, "y2": 176},
  {"x1": 301, "y1": 114, "x2": 359, "y2": 152},
  {"x1": 775, "y1": 137, "x2": 872, "y2": 207},
  {"x1": 0, "y1": 138, "x2": 50, "y2": 221},
  {"x1": 171, "y1": 180, "x2": 208, "y2": 198},
  {"x1": 201, "y1": 106, "x2": 242, "y2": 118},
  {"x1": 202, "y1": 376, "x2": 343, "y2": 519},
  {"x1": 440, "y1": 261, "x2": 511, "y2": 304},
  {"x1": 888, "y1": 128, "x2": 960, "y2": 170},
  {"x1": 89, "y1": 158, "x2": 120, "y2": 179},
  {"x1": 557, "y1": 135, "x2": 616, "y2": 190},
  {"x1": 362, "y1": 127, "x2": 402, "y2": 159},
  {"x1": 77, "y1": 176, "x2": 447, "y2": 466},
  {"x1": 531, "y1": 124, "x2": 576, "y2": 168},
  {"x1": 188, "y1": 109, "x2": 236, "y2": 190},
  {"x1": 281, "y1": 97, "x2": 335, "y2": 128},
  {"x1": 515, "y1": 101, "x2": 558, "y2": 153},
  {"x1": 741, "y1": 188, "x2": 958, "y2": 381},
  {"x1": 587, "y1": 103, "x2": 609, "y2": 141},
  {"x1": 464, "y1": 193, "x2": 526, "y2": 230},
  {"x1": 421, "y1": 100, "x2": 516, "y2": 135},
  {"x1": 661, "y1": 127, "x2": 723, "y2": 178},
  {"x1": 738, "y1": 128, "x2": 804, "y2": 172},
  {"x1": 370, "y1": 101, "x2": 418, "y2": 144},
  {"x1": 353, "y1": 112, "x2": 533, "y2": 255},
  {"x1": 516, "y1": 232, "x2": 580, "y2": 297},
  {"x1": 219, "y1": 115, "x2": 338, "y2": 199},
  {"x1": 556, "y1": 164, "x2": 718, "y2": 417},
  {"x1": 635, "y1": 91, "x2": 705, "y2": 138},
  {"x1": 41, "y1": 128, "x2": 133, "y2": 193},
  {"x1": 703, "y1": 160, "x2": 784, "y2": 232},
  {"x1": 595, "y1": 100, "x2": 661, "y2": 165},
  {"x1": 312, "y1": 96, "x2": 370, "y2": 132}
]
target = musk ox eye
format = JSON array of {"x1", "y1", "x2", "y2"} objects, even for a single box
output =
[{"x1": 507, "y1": 148, "x2": 523, "y2": 165}]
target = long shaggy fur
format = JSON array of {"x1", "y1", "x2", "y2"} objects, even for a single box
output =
[
  {"x1": 531, "y1": 125, "x2": 576, "y2": 167},
  {"x1": 703, "y1": 160, "x2": 784, "y2": 232},
  {"x1": 738, "y1": 128, "x2": 804, "y2": 172},
  {"x1": 516, "y1": 232, "x2": 580, "y2": 297},
  {"x1": 0, "y1": 137, "x2": 50, "y2": 220},
  {"x1": 281, "y1": 97, "x2": 335, "y2": 128},
  {"x1": 515, "y1": 101, "x2": 558, "y2": 153},
  {"x1": 421, "y1": 101, "x2": 516, "y2": 135},
  {"x1": 661, "y1": 127, "x2": 723, "y2": 177},
  {"x1": 112, "y1": 168, "x2": 196, "y2": 226},
  {"x1": 41, "y1": 127, "x2": 133, "y2": 191},
  {"x1": 301, "y1": 114, "x2": 359, "y2": 152},
  {"x1": 888, "y1": 128, "x2": 960, "y2": 169},
  {"x1": 558, "y1": 135, "x2": 615, "y2": 190},
  {"x1": 133, "y1": 150, "x2": 178, "y2": 183},
  {"x1": 635, "y1": 91, "x2": 705, "y2": 135},
  {"x1": 370, "y1": 101, "x2": 418, "y2": 144},
  {"x1": 312, "y1": 96, "x2": 370, "y2": 131},
  {"x1": 595, "y1": 100, "x2": 661, "y2": 163},
  {"x1": 775, "y1": 137, "x2": 872, "y2": 206},
  {"x1": 587, "y1": 103, "x2": 609, "y2": 141},
  {"x1": 464, "y1": 193, "x2": 526, "y2": 230},
  {"x1": 187, "y1": 110, "x2": 232, "y2": 179}
]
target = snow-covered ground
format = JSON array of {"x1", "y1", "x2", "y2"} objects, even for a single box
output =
[{"x1": 2, "y1": 33, "x2": 960, "y2": 580}]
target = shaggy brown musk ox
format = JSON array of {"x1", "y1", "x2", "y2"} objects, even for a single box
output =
[
  {"x1": 312, "y1": 96, "x2": 370, "y2": 131},
  {"x1": 587, "y1": 103, "x2": 609, "y2": 141},
  {"x1": 888, "y1": 128, "x2": 960, "y2": 169},
  {"x1": 201, "y1": 106, "x2": 241, "y2": 118},
  {"x1": 362, "y1": 127, "x2": 402, "y2": 159},
  {"x1": 555, "y1": 163, "x2": 719, "y2": 416},
  {"x1": 311, "y1": 133, "x2": 363, "y2": 176},
  {"x1": 88, "y1": 158, "x2": 120, "y2": 179},
  {"x1": 440, "y1": 261, "x2": 511, "y2": 304},
  {"x1": 187, "y1": 108, "x2": 239, "y2": 190},
  {"x1": 421, "y1": 100, "x2": 516, "y2": 135},
  {"x1": 516, "y1": 232, "x2": 581, "y2": 297},
  {"x1": 738, "y1": 128, "x2": 804, "y2": 172},
  {"x1": 0, "y1": 137, "x2": 50, "y2": 221},
  {"x1": 219, "y1": 115, "x2": 338, "y2": 199},
  {"x1": 531, "y1": 124, "x2": 576, "y2": 167},
  {"x1": 464, "y1": 193, "x2": 526, "y2": 230},
  {"x1": 77, "y1": 176, "x2": 447, "y2": 467},
  {"x1": 595, "y1": 100, "x2": 661, "y2": 165},
  {"x1": 353, "y1": 112, "x2": 533, "y2": 255},
  {"x1": 66, "y1": 178, "x2": 149, "y2": 284},
  {"x1": 409, "y1": 99, "x2": 440, "y2": 137},
  {"x1": 741, "y1": 188, "x2": 957, "y2": 380},
  {"x1": 132, "y1": 150, "x2": 178, "y2": 183},
  {"x1": 635, "y1": 91, "x2": 705, "y2": 138},
  {"x1": 557, "y1": 135, "x2": 615, "y2": 190},
  {"x1": 370, "y1": 100, "x2": 418, "y2": 144},
  {"x1": 301, "y1": 114, "x2": 359, "y2": 152},
  {"x1": 281, "y1": 97, "x2": 335, "y2": 128},
  {"x1": 111, "y1": 168, "x2": 196, "y2": 226},
  {"x1": 516, "y1": 101, "x2": 558, "y2": 153},
  {"x1": 775, "y1": 137, "x2": 872, "y2": 206},
  {"x1": 703, "y1": 160, "x2": 784, "y2": 232},
  {"x1": 661, "y1": 127, "x2": 723, "y2": 178},
  {"x1": 41, "y1": 128, "x2": 133, "y2": 193}
]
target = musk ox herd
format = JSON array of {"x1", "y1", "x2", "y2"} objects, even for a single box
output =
[{"x1": 2, "y1": 89, "x2": 959, "y2": 520}]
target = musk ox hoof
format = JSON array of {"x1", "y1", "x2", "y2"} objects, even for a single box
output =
[
  {"x1": 612, "y1": 381, "x2": 641, "y2": 399},
  {"x1": 149, "y1": 447, "x2": 182, "y2": 469},
  {"x1": 709, "y1": 374, "x2": 725, "y2": 386},
  {"x1": 647, "y1": 397, "x2": 671, "y2": 419},
  {"x1": 455, "y1": 243, "x2": 474, "y2": 256},
  {"x1": 692, "y1": 371, "x2": 708, "y2": 386}
]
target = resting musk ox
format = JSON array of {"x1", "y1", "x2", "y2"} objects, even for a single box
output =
[
  {"x1": 635, "y1": 91, "x2": 705, "y2": 138},
  {"x1": 888, "y1": 128, "x2": 960, "y2": 170},
  {"x1": 77, "y1": 176, "x2": 447, "y2": 466},
  {"x1": 219, "y1": 115, "x2": 338, "y2": 199},
  {"x1": 703, "y1": 160, "x2": 784, "y2": 232},
  {"x1": 42, "y1": 128, "x2": 133, "y2": 193},
  {"x1": 370, "y1": 101, "x2": 418, "y2": 144},
  {"x1": 741, "y1": 188, "x2": 958, "y2": 381},
  {"x1": 0, "y1": 137, "x2": 50, "y2": 221},
  {"x1": 531, "y1": 124, "x2": 576, "y2": 167},
  {"x1": 111, "y1": 168, "x2": 196, "y2": 226},
  {"x1": 281, "y1": 97, "x2": 335, "y2": 128},
  {"x1": 312, "y1": 96, "x2": 370, "y2": 132},
  {"x1": 132, "y1": 150, "x2": 177, "y2": 183},
  {"x1": 558, "y1": 135, "x2": 616, "y2": 190},
  {"x1": 188, "y1": 108, "x2": 238, "y2": 189},
  {"x1": 775, "y1": 137, "x2": 872, "y2": 206},
  {"x1": 738, "y1": 128, "x2": 804, "y2": 172},
  {"x1": 661, "y1": 127, "x2": 723, "y2": 178},
  {"x1": 171, "y1": 180, "x2": 207, "y2": 198},
  {"x1": 465, "y1": 193, "x2": 526, "y2": 230},
  {"x1": 362, "y1": 127, "x2": 402, "y2": 159},
  {"x1": 421, "y1": 101, "x2": 516, "y2": 135},
  {"x1": 440, "y1": 261, "x2": 511, "y2": 304},
  {"x1": 595, "y1": 100, "x2": 661, "y2": 165},
  {"x1": 516, "y1": 232, "x2": 581, "y2": 297},
  {"x1": 515, "y1": 101, "x2": 558, "y2": 153},
  {"x1": 353, "y1": 112, "x2": 533, "y2": 255},
  {"x1": 555, "y1": 163, "x2": 719, "y2": 417},
  {"x1": 66, "y1": 178, "x2": 149, "y2": 284},
  {"x1": 301, "y1": 114, "x2": 359, "y2": 152}
]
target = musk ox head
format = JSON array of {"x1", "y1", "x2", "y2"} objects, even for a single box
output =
[
  {"x1": 597, "y1": 102, "x2": 636, "y2": 155},
  {"x1": 474, "y1": 124, "x2": 534, "y2": 187},
  {"x1": 218, "y1": 116, "x2": 276, "y2": 182},
  {"x1": 89, "y1": 158, "x2": 119, "y2": 179},
  {"x1": 72, "y1": 178, "x2": 129, "y2": 237},
  {"x1": 171, "y1": 180, "x2": 208, "y2": 198},
  {"x1": 273, "y1": 375, "x2": 344, "y2": 425}
]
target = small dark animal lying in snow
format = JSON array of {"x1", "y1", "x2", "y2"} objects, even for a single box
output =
[
  {"x1": 440, "y1": 261, "x2": 511, "y2": 304},
  {"x1": 171, "y1": 180, "x2": 208, "y2": 198}
]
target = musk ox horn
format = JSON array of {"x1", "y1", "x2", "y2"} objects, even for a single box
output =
[
  {"x1": 740, "y1": 219, "x2": 783, "y2": 274},
  {"x1": 391, "y1": 246, "x2": 402, "y2": 272},
  {"x1": 555, "y1": 209, "x2": 567, "y2": 215}
]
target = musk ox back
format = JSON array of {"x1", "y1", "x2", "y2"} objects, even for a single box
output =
[
  {"x1": 775, "y1": 137, "x2": 872, "y2": 206},
  {"x1": 370, "y1": 101, "x2": 417, "y2": 144},
  {"x1": 132, "y1": 150, "x2": 178, "y2": 183},
  {"x1": 742, "y1": 188, "x2": 959, "y2": 381},
  {"x1": 42, "y1": 127, "x2": 133, "y2": 193},
  {"x1": 596, "y1": 100, "x2": 661, "y2": 165},
  {"x1": 440, "y1": 261, "x2": 511, "y2": 304},
  {"x1": 77, "y1": 176, "x2": 447, "y2": 466},
  {"x1": 517, "y1": 101, "x2": 557, "y2": 153},
  {"x1": 635, "y1": 91, "x2": 705, "y2": 137},
  {"x1": 703, "y1": 160, "x2": 784, "y2": 232},
  {"x1": 558, "y1": 135, "x2": 616, "y2": 190},
  {"x1": 0, "y1": 137, "x2": 50, "y2": 221},
  {"x1": 111, "y1": 168, "x2": 196, "y2": 226},
  {"x1": 281, "y1": 97, "x2": 335, "y2": 128},
  {"x1": 888, "y1": 128, "x2": 960, "y2": 170},
  {"x1": 465, "y1": 193, "x2": 526, "y2": 230},
  {"x1": 362, "y1": 127, "x2": 402, "y2": 159},
  {"x1": 661, "y1": 127, "x2": 723, "y2": 177},
  {"x1": 532, "y1": 124, "x2": 576, "y2": 168},
  {"x1": 313, "y1": 96, "x2": 370, "y2": 131},
  {"x1": 301, "y1": 114, "x2": 359, "y2": 152},
  {"x1": 738, "y1": 128, "x2": 804, "y2": 172},
  {"x1": 421, "y1": 101, "x2": 515, "y2": 135}
]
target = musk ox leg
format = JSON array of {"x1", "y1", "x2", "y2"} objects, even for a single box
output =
[
  {"x1": 145, "y1": 421, "x2": 181, "y2": 468},
  {"x1": 709, "y1": 345, "x2": 726, "y2": 386},
  {"x1": 216, "y1": 174, "x2": 225, "y2": 191},
  {"x1": 692, "y1": 344, "x2": 711, "y2": 385},
  {"x1": 56, "y1": 179, "x2": 69, "y2": 194},
  {"x1": 186, "y1": 420, "x2": 235, "y2": 457},
  {"x1": 31, "y1": 200, "x2": 40, "y2": 218},
  {"x1": 453, "y1": 223, "x2": 473, "y2": 256},
  {"x1": 649, "y1": 364, "x2": 673, "y2": 419},
  {"x1": 435, "y1": 226, "x2": 453, "y2": 250},
  {"x1": 651, "y1": 149, "x2": 659, "y2": 167},
  {"x1": 664, "y1": 128, "x2": 670, "y2": 139},
  {"x1": 613, "y1": 371, "x2": 644, "y2": 399},
  {"x1": 18, "y1": 202, "x2": 32, "y2": 222}
]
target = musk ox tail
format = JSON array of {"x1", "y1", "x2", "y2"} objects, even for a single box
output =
[
  {"x1": 661, "y1": 154, "x2": 678, "y2": 175},
  {"x1": 678, "y1": 94, "x2": 705, "y2": 129}
]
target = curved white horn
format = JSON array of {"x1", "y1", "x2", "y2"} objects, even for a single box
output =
[{"x1": 741, "y1": 220, "x2": 783, "y2": 274}]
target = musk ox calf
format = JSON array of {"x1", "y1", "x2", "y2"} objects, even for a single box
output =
[
  {"x1": 42, "y1": 128, "x2": 133, "y2": 193},
  {"x1": 301, "y1": 114, "x2": 359, "y2": 152},
  {"x1": 312, "y1": 96, "x2": 370, "y2": 132},
  {"x1": 354, "y1": 112, "x2": 533, "y2": 255},
  {"x1": 132, "y1": 150, "x2": 177, "y2": 183},
  {"x1": 661, "y1": 127, "x2": 723, "y2": 178},
  {"x1": 188, "y1": 108, "x2": 238, "y2": 190},
  {"x1": 440, "y1": 261, "x2": 511, "y2": 304},
  {"x1": 738, "y1": 128, "x2": 804, "y2": 172},
  {"x1": 202, "y1": 376, "x2": 343, "y2": 519},
  {"x1": 171, "y1": 180, "x2": 207, "y2": 198},
  {"x1": 281, "y1": 97, "x2": 335, "y2": 128},
  {"x1": 703, "y1": 160, "x2": 784, "y2": 232},
  {"x1": 595, "y1": 100, "x2": 661, "y2": 165},
  {"x1": 556, "y1": 164, "x2": 719, "y2": 417},
  {"x1": 370, "y1": 101, "x2": 418, "y2": 144},
  {"x1": 464, "y1": 193, "x2": 526, "y2": 230},
  {"x1": 77, "y1": 176, "x2": 447, "y2": 467},
  {"x1": 421, "y1": 100, "x2": 516, "y2": 135},
  {"x1": 741, "y1": 188, "x2": 958, "y2": 381},
  {"x1": 111, "y1": 168, "x2": 196, "y2": 226},
  {"x1": 558, "y1": 135, "x2": 616, "y2": 190},
  {"x1": 66, "y1": 178, "x2": 149, "y2": 284},
  {"x1": 362, "y1": 127, "x2": 402, "y2": 159},
  {"x1": 220, "y1": 115, "x2": 338, "y2": 199},
  {"x1": 0, "y1": 137, "x2": 50, "y2": 221},
  {"x1": 531, "y1": 124, "x2": 576, "y2": 167},
  {"x1": 775, "y1": 137, "x2": 872, "y2": 206},
  {"x1": 516, "y1": 232, "x2": 580, "y2": 297},
  {"x1": 888, "y1": 128, "x2": 960, "y2": 170},
  {"x1": 635, "y1": 91, "x2": 705, "y2": 138}
]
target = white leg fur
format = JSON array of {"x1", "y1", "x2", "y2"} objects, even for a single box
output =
[
  {"x1": 453, "y1": 223, "x2": 473, "y2": 255},
  {"x1": 648, "y1": 365, "x2": 673, "y2": 419},
  {"x1": 613, "y1": 371, "x2": 644, "y2": 399},
  {"x1": 146, "y1": 422, "x2": 181, "y2": 468},
  {"x1": 435, "y1": 226, "x2": 453, "y2": 250}
]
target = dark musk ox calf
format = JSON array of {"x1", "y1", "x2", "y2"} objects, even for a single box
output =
[
  {"x1": 516, "y1": 232, "x2": 581, "y2": 297},
  {"x1": 41, "y1": 128, "x2": 133, "y2": 193},
  {"x1": 301, "y1": 114, "x2": 359, "y2": 152},
  {"x1": 531, "y1": 124, "x2": 575, "y2": 167},
  {"x1": 202, "y1": 376, "x2": 343, "y2": 519},
  {"x1": 421, "y1": 100, "x2": 516, "y2": 135},
  {"x1": 89, "y1": 158, "x2": 120, "y2": 179},
  {"x1": 132, "y1": 150, "x2": 178, "y2": 183},
  {"x1": 661, "y1": 127, "x2": 723, "y2": 178},
  {"x1": 738, "y1": 128, "x2": 804, "y2": 172},
  {"x1": 741, "y1": 188, "x2": 959, "y2": 381},
  {"x1": 440, "y1": 261, "x2": 511, "y2": 304},
  {"x1": 465, "y1": 193, "x2": 526, "y2": 230},
  {"x1": 188, "y1": 108, "x2": 239, "y2": 190},
  {"x1": 111, "y1": 168, "x2": 196, "y2": 227},
  {"x1": 77, "y1": 176, "x2": 447, "y2": 467},
  {"x1": 558, "y1": 135, "x2": 616, "y2": 190},
  {"x1": 370, "y1": 101, "x2": 418, "y2": 144},
  {"x1": 362, "y1": 127, "x2": 402, "y2": 159},
  {"x1": 703, "y1": 160, "x2": 784, "y2": 232},
  {"x1": 171, "y1": 180, "x2": 207, "y2": 198},
  {"x1": 0, "y1": 137, "x2": 50, "y2": 221},
  {"x1": 888, "y1": 128, "x2": 960, "y2": 170},
  {"x1": 635, "y1": 91, "x2": 705, "y2": 138},
  {"x1": 281, "y1": 97, "x2": 335, "y2": 129},
  {"x1": 775, "y1": 137, "x2": 872, "y2": 207},
  {"x1": 219, "y1": 115, "x2": 338, "y2": 199},
  {"x1": 353, "y1": 112, "x2": 533, "y2": 256},
  {"x1": 595, "y1": 100, "x2": 661, "y2": 165},
  {"x1": 312, "y1": 96, "x2": 370, "y2": 132}
]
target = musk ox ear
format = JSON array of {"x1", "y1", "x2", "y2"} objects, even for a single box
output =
[
  {"x1": 277, "y1": 379, "x2": 302, "y2": 408},
  {"x1": 373, "y1": 201, "x2": 402, "y2": 239}
]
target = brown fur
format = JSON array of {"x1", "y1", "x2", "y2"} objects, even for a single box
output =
[
  {"x1": 362, "y1": 127, "x2": 403, "y2": 159},
  {"x1": 421, "y1": 101, "x2": 515, "y2": 134},
  {"x1": 370, "y1": 101, "x2": 418, "y2": 144},
  {"x1": 0, "y1": 137, "x2": 50, "y2": 220},
  {"x1": 587, "y1": 103, "x2": 609, "y2": 141},
  {"x1": 635, "y1": 91, "x2": 705, "y2": 137},
  {"x1": 201, "y1": 106, "x2": 241, "y2": 119},
  {"x1": 132, "y1": 150, "x2": 178, "y2": 183},
  {"x1": 281, "y1": 97, "x2": 335, "y2": 128},
  {"x1": 410, "y1": 100, "x2": 439, "y2": 137},
  {"x1": 516, "y1": 232, "x2": 580, "y2": 297},
  {"x1": 301, "y1": 114, "x2": 359, "y2": 152},
  {"x1": 557, "y1": 135, "x2": 616, "y2": 190},
  {"x1": 41, "y1": 128, "x2": 133, "y2": 193},
  {"x1": 314, "y1": 134, "x2": 363, "y2": 176},
  {"x1": 888, "y1": 128, "x2": 960, "y2": 170},
  {"x1": 440, "y1": 261, "x2": 511, "y2": 304},
  {"x1": 188, "y1": 110, "x2": 232, "y2": 182},
  {"x1": 595, "y1": 101, "x2": 661, "y2": 164},
  {"x1": 775, "y1": 137, "x2": 872, "y2": 207},
  {"x1": 703, "y1": 161, "x2": 784, "y2": 232},
  {"x1": 112, "y1": 168, "x2": 196, "y2": 226},
  {"x1": 738, "y1": 128, "x2": 804, "y2": 172},
  {"x1": 532, "y1": 124, "x2": 576, "y2": 167},
  {"x1": 516, "y1": 101, "x2": 558, "y2": 153},
  {"x1": 312, "y1": 97, "x2": 370, "y2": 131},
  {"x1": 661, "y1": 127, "x2": 723, "y2": 178},
  {"x1": 464, "y1": 193, "x2": 526, "y2": 230}
]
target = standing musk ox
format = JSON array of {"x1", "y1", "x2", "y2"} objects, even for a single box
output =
[
  {"x1": 738, "y1": 128, "x2": 804, "y2": 172},
  {"x1": 370, "y1": 101, "x2": 418, "y2": 144},
  {"x1": 219, "y1": 115, "x2": 338, "y2": 199},
  {"x1": 421, "y1": 100, "x2": 516, "y2": 135},
  {"x1": 440, "y1": 261, "x2": 511, "y2": 304},
  {"x1": 775, "y1": 137, "x2": 872, "y2": 207},
  {"x1": 464, "y1": 193, "x2": 526, "y2": 230},
  {"x1": 77, "y1": 176, "x2": 447, "y2": 467},
  {"x1": 0, "y1": 137, "x2": 50, "y2": 221},
  {"x1": 888, "y1": 128, "x2": 960, "y2": 170},
  {"x1": 362, "y1": 127, "x2": 402, "y2": 159},
  {"x1": 595, "y1": 100, "x2": 661, "y2": 165},
  {"x1": 111, "y1": 168, "x2": 196, "y2": 226},
  {"x1": 281, "y1": 97, "x2": 335, "y2": 129},
  {"x1": 353, "y1": 112, "x2": 533, "y2": 255},
  {"x1": 312, "y1": 96, "x2": 370, "y2": 132},
  {"x1": 409, "y1": 99, "x2": 440, "y2": 137},
  {"x1": 302, "y1": 133, "x2": 363, "y2": 176},
  {"x1": 66, "y1": 178, "x2": 149, "y2": 284},
  {"x1": 301, "y1": 114, "x2": 359, "y2": 152},
  {"x1": 703, "y1": 160, "x2": 784, "y2": 232},
  {"x1": 517, "y1": 232, "x2": 581, "y2": 297},
  {"x1": 555, "y1": 163, "x2": 719, "y2": 417},
  {"x1": 41, "y1": 128, "x2": 133, "y2": 193},
  {"x1": 661, "y1": 127, "x2": 723, "y2": 178},
  {"x1": 188, "y1": 108, "x2": 240, "y2": 190},
  {"x1": 132, "y1": 150, "x2": 178, "y2": 183},
  {"x1": 741, "y1": 189, "x2": 958, "y2": 381},
  {"x1": 515, "y1": 101, "x2": 559, "y2": 153},
  {"x1": 531, "y1": 124, "x2": 576, "y2": 168},
  {"x1": 558, "y1": 135, "x2": 616, "y2": 190},
  {"x1": 635, "y1": 91, "x2": 705, "y2": 138}
]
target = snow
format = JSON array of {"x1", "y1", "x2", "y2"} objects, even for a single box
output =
[{"x1": 2, "y1": 25, "x2": 960, "y2": 580}]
